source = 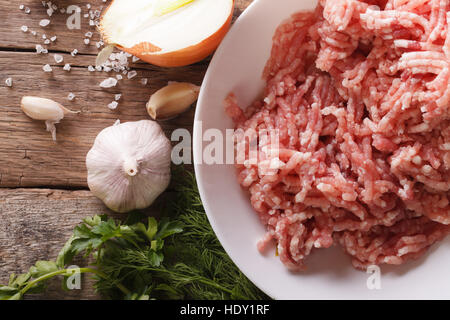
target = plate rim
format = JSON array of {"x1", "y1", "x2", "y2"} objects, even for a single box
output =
[{"x1": 193, "y1": 0, "x2": 278, "y2": 299}]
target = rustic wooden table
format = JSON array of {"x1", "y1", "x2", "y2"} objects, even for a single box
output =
[{"x1": 0, "y1": 0, "x2": 251, "y2": 299}]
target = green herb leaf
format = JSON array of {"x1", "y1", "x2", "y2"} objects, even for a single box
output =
[
  {"x1": 8, "y1": 292, "x2": 22, "y2": 300},
  {"x1": 9, "y1": 272, "x2": 31, "y2": 288},
  {"x1": 32, "y1": 261, "x2": 59, "y2": 278},
  {"x1": 155, "y1": 218, "x2": 183, "y2": 240},
  {"x1": 0, "y1": 286, "x2": 20, "y2": 300},
  {"x1": 56, "y1": 236, "x2": 77, "y2": 268}
]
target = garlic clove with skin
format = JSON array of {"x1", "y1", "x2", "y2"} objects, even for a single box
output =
[
  {"x1": 20, "y1": 96, "x2": 78, "y2": 141},
  {"x1": 86, "y1": 120, "x2": 172, "y2": 213},
  {"x1": 146, "y1": 82, "x2": 200, "y2": 120}
]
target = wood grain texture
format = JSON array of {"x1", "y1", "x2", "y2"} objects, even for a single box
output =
[
  {"x1": 0, "y1": 0, "x2": 253, "y2": 299},
  {"x1": 0, "y1": 0, "x2": 252, "y2": 188},
  {"x1": 0, "y1": 188, "x2": 115, "y2": 299}
]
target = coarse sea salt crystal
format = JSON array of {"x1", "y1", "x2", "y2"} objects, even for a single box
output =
[
  {"x1": 19, "y1": 4, "x2": 24, "y2": 10},
  {"x1": 100, "y1": 77, "x2": 118, "y2": 88},
  {"x1": 71, "y1": 49, "x2": 78, "y2": 56},
  {"x1": 127, "y1": 70, "x2": 137, "y2": 79},
  {"x1": 5, "y1": 78, "x2": 13, "y2": 87},
  {"x1": 50, "y1": 36, "x2": 57, "y2": 42},
  {"x1": 108, "y1": 101, "x2": 118, "y2": 110},
  {"x1": 36, "y1": 44, "x2": 44, "y2": 53},
  {"x1": 44, "y1": 39, "x2": 50, "y2": 45},
  {"x1": 88, "y1": 65, "x2": 95, "y2": 72},
  {"x1": 24, "y1": 7, "x2": 31, "y2": 14},
  {"x1": 43, "y1": 64, "x2": 52, "y2": 72},
  {"x1": 63, "y1": 63, "x2": 71, "y2": 71},
  {"x1": 39, "y1": 19, "x2": 51, "y2": 27},
  {"x1": 115, "y1": 94, "x2": 122, "y2": 101},
  {"x1": 54, "y1": 54, "x2": 63, "y2": 63},
  {"x1": 141, "y1": 78, "x2": 148, "y2": 85},
  {"x1": 84, "y1": 38, "x2": 90, "y2": 45},
  {"x1": 116, "y1": 74, "x2": 123, "y2": 80},
  {"x1": 21, "y1": 25, "x2": 28, "y2": 32},
  {"x1": 67, "y1": 93, "x2": 75, "y2": 101},
  {"x1": 85, "y1": 31, "x2": 93, "y2": 38}
]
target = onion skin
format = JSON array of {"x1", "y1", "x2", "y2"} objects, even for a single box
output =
[{"x1": 99, "y1": 0, "x2": 234, "y2": 67}]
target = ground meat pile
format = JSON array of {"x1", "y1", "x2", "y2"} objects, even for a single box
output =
[{"x1": 225, "y1": 0, "x2": 450, "y2": 270}]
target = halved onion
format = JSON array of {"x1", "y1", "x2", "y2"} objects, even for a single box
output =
[{"x1": 99, "y1": 0, "x2": 234, "y2": 67}]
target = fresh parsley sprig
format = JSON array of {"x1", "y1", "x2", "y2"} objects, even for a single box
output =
[
  {"x1": 0, "y1": 215, "x2": 182, "y2": 300},
  {"x1": 0, "y1": 168, "x2": 269, "y2": 300}
]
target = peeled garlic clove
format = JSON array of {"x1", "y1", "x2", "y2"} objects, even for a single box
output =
[
  {"x1": 147, "y1": 82, "x2": 200, "y2": 120},
  {"x1": 20, "y1": 96, "x2": 78, "y2": 141},
  {"x1": 86, "y1": 120, "x2": 172, "y2": 213}
]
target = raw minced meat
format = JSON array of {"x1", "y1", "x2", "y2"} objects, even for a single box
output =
[{"x1": 225, "y1": 0, "x2": 450, "y2": 271}]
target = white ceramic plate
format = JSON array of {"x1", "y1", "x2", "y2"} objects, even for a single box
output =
[{"x1": 193, "y1": 0, "x2": 450, "y2": 300}]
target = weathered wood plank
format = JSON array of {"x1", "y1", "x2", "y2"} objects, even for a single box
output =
[
  {"x1": 0, "y1": 0, "x2": 252, "y2": 188},
  {"x1": 0, "y1": 188, "x2": 166, "y2": 299},
  {"x1": 0, "y1": 188, "x2": 113, "y2": 299},
  {"x1": 0, "y1": 50, "x2": 201, "y2": 188},
  {"x1": 1, "y1": 0, "x2": 104, "y2": 54}
]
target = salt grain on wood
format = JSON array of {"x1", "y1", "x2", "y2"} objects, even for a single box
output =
[
  {"x1": 108, "y1": 101, "x2": 118, "y2": 110},
  {"x1": 39, "y1": 19, "x2": 51, "y2": 27},
  {"x1": 54, "y1": 54, "x2": 63, "y2": 63},
  {"x1": 99, "y1": 78, "x2": 118, "y2": 88},
  {"x1": 43, "y1": 64, "x2": 52, "y2": 72},
  {"x1": 127, "y1": 70, "x2": 137, "y2": 79}
]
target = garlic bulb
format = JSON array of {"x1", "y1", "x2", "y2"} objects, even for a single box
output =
[
  {"x1": 20, "y1": 96, "x2": 78, "y2": 141},
  {"x1": 86, "y1": 120, "x2": 172, "y2": 213}
]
